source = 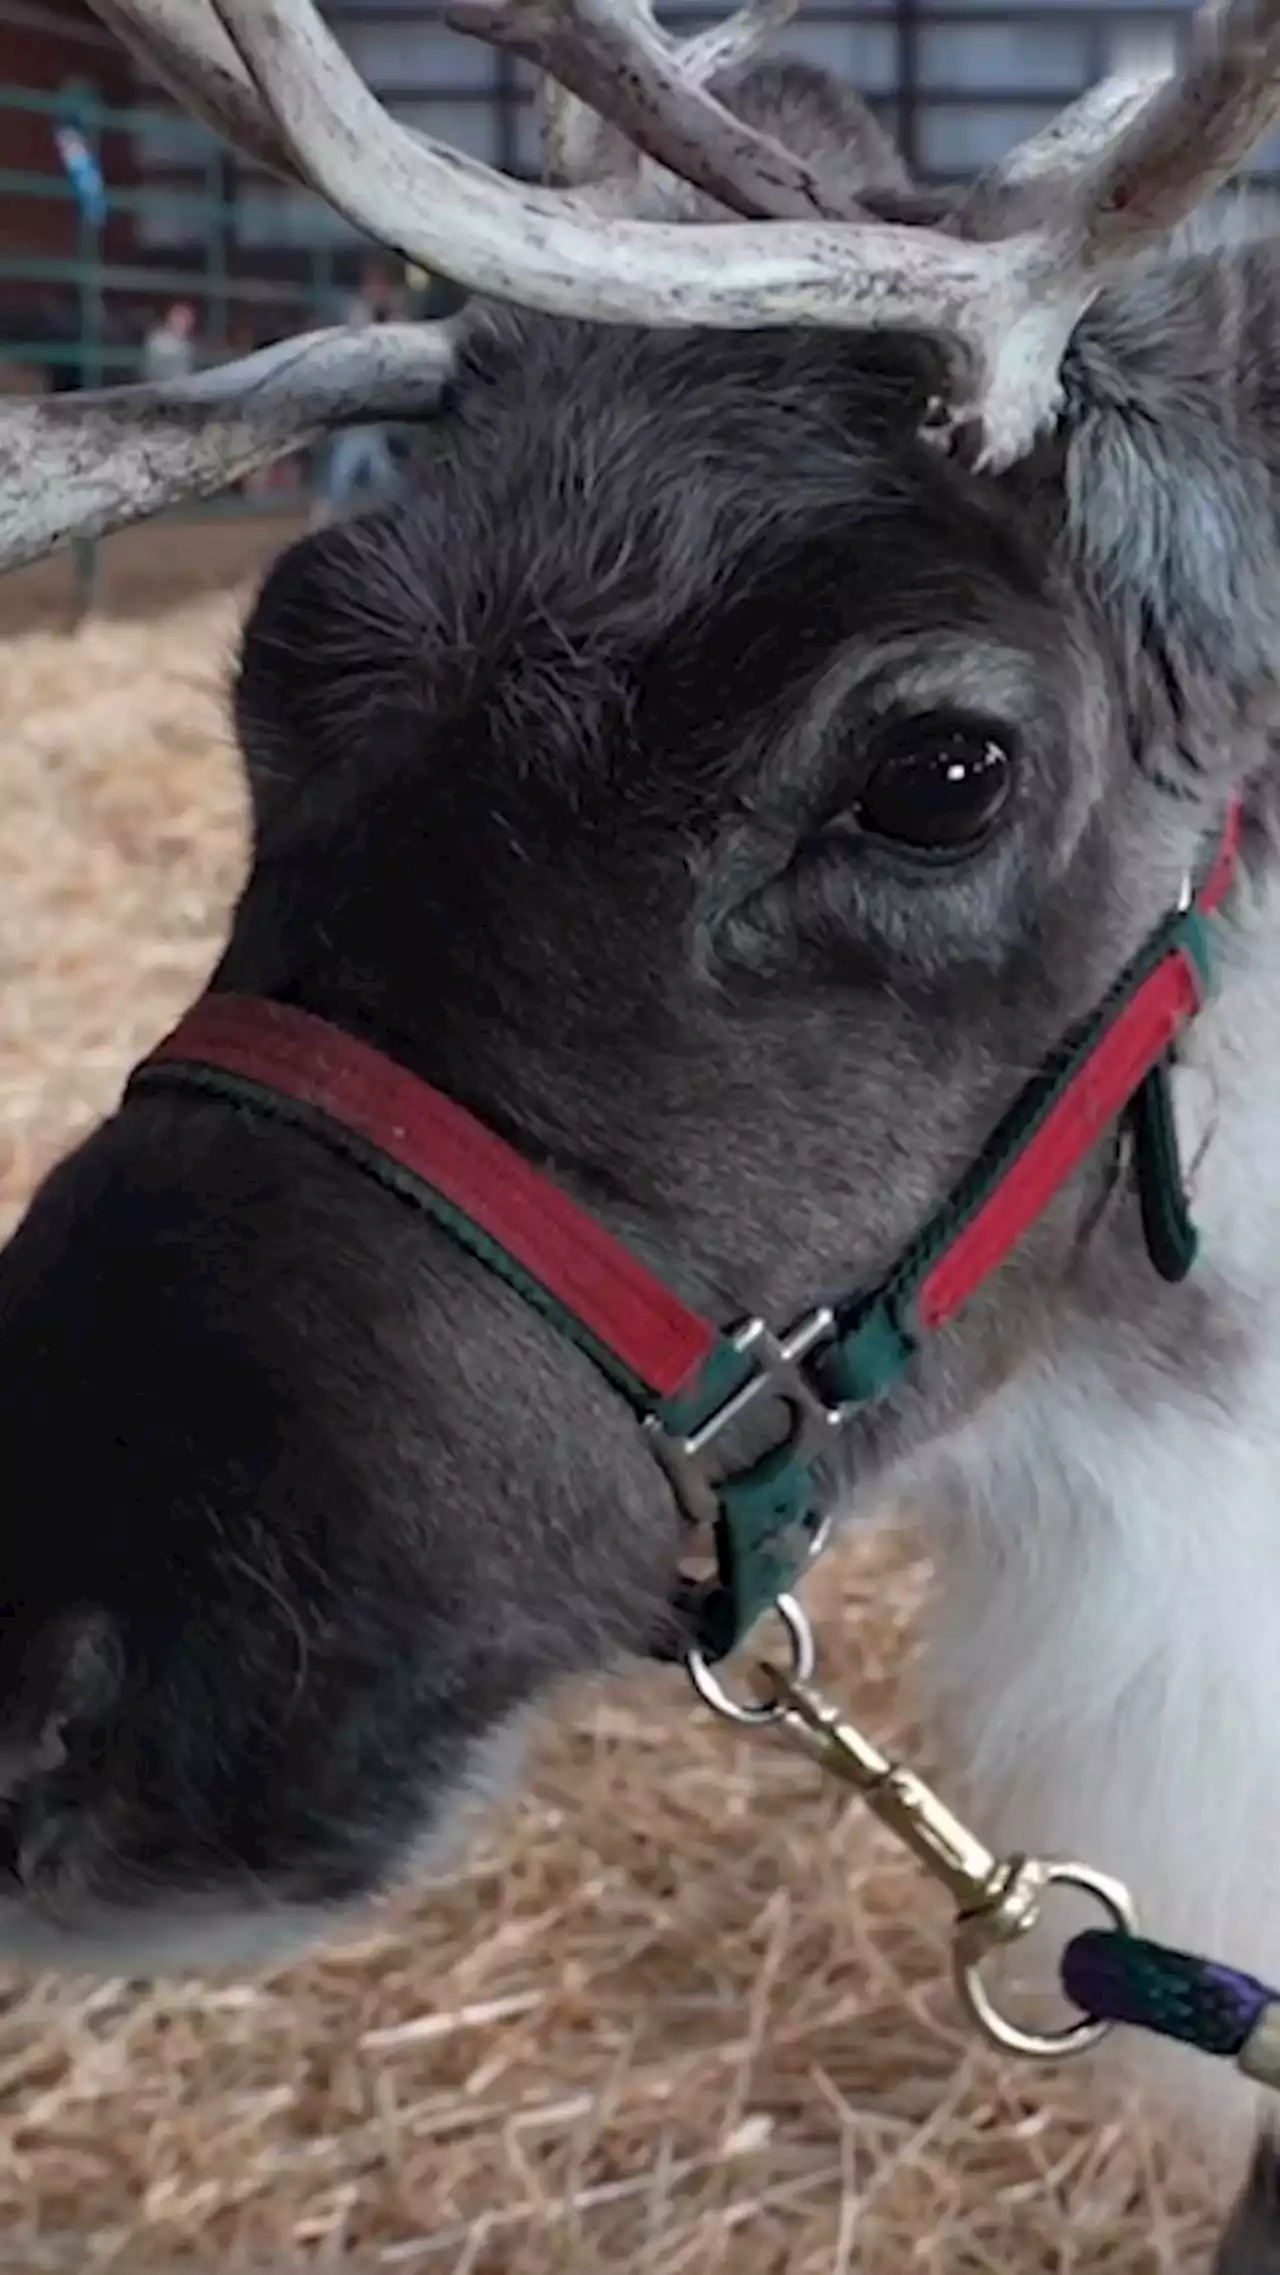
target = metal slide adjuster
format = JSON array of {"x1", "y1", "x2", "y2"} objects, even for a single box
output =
[{"x1": 643, "y1": 1308, "x2": 847, "y2": 1536}]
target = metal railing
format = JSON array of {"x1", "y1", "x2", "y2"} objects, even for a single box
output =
[{"x1": 0, "y1": 80, "x2": 345, "y2": 372}]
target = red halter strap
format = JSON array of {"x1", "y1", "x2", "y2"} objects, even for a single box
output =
[{"x1": 127, "y1": 799, "x2": 1243, "y2": 1663}]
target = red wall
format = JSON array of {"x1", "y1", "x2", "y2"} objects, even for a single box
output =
[{"x1": 0, "y1": 4, "x2": 135, "y2": 265}]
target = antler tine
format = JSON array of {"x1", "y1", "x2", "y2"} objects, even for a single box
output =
[
  {"x1": 1062, "y1": 1, "x2": 1280, "y2": 257},
  {"x1": 960, "y1": 0, "x2": 1280, "y2": 251},
  {"x1": 539, "y1": 69, "x2": 623, "y2": 188},
  {"x1": 681, "y1": 0, "x2": 800, "y2": 88},
  {"x1": 537, "y1": 0, "x2": 803, "y2": 204},
  {"x1": 0, "y1": 326, "x2": 453, "y2": 575},
  {"x1": 538, "y1": 0, "x2": 658, "y2": 192},
  {"x1": 957, "y1": 54, "x2": 1174, "y2": 237},
  {"x1": 90, "y1": 0, "x2": 301, "y2": 182},
  {"x1": 446, "y1": 0, "x2": 863, "y2": 220}
]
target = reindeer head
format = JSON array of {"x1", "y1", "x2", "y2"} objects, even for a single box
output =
[{"x1": 0, "y1": 0, "x2": 1278, "y2": 1973}]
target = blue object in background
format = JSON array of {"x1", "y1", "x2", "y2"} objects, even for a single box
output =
[{"x1": 54, "y1": 123, "x2": 107, "y2": 230}]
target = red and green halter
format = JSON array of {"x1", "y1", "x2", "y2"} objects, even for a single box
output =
[
  {"x1": 121, "y1": 793, "x2": 1280, "y2": 2088},
  {"x1": 127, "y1": 800, "x2": 1242, "y2": 1668}
]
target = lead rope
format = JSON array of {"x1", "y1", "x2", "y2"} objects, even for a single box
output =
[{"x1": 687, "y1": 1593, "x2": 1280, "y2": 2090}]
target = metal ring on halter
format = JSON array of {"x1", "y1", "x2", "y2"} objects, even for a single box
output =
[
  {"x1": 956, "y1": 1862, "x2": 1139, "y2": 2060},
  {"x1": 805, "y1": 1510, "x2": 834, "y2": 1566},
  {"x1": 686, "y1": 1594, "x2": 816, "y2": 1727}
]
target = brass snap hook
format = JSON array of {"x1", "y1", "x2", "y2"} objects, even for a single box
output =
[{"x1": 752, "y1": 1659, "x2": 1138, "y2": 2062}]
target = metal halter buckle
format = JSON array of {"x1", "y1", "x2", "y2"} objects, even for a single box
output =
[{"x1": 644, "y1": 1307, "x2": 847, "y2": 1536}]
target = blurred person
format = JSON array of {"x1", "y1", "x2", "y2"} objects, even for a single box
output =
[
  {"x1": 311, "y1": 258, "x2": 405, "y2": 525},
  {"x1": 405, "y1": 258, "x2": 468, "y2": 321},
  {"x1": 141, "y1": 299, "x2": 198, "y2": 385}
]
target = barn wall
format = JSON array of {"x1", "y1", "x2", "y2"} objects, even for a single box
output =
[{"x1": 0, "y1": 3, "x2": 134, "y2": 268}]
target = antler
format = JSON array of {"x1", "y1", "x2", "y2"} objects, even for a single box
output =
[
  {"x1": 202, "y1": 0, "x2": 1280, "y2": 466},
  {"x1": 532, "y1": 0, "x2": 804, "y2": 203},
  {"x1": 681, "y1": 0, "x2": 800, "y2": 88},
  {"x1": 91, "y1": 0, "x2": 296, "y2": 179},
  {"x1": 99, "y1": 0, "x2": 835, "y2": 221},
  {"x1": 956, "y1": 9, "x2": 1280, "y2": 252},
  {"x1": 957, "y1": 69, "x2": 1172, "y2": 237},
  {"x1": 0, "y1": 326, "x2": 452, "y2": 576},
  {"x1": 6, "y1": 0, "x2": 1280, "y2": 576},
  {"x1": 445, "y1": 0, "x2": 864, "y2": 220}
]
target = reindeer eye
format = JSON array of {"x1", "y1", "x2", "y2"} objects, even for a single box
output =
[{"x1": 856, "y1": 713, "x2": 1016, "y2": 855}]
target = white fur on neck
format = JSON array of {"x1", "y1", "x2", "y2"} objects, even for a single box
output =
[{"x1": 898, "y1": 859, "x2": 1280, "y2": 2160}]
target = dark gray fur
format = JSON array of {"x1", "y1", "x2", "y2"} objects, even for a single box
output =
[{"x1": 0, "y1": 52, "x2": 1278, "y2": 2258}]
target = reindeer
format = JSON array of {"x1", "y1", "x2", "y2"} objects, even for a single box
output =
[{"x1": 5, "y1": 0, "x2": 1280, "y2": 2259}]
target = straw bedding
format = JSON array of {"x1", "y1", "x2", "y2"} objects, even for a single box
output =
[{"x1": 0, "y1": 536, "x2": 1227, "y2": 2272}]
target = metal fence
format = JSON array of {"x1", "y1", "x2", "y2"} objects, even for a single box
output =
[{"x1": 0, "y1": 82, "x2": 339, "y2": 379}]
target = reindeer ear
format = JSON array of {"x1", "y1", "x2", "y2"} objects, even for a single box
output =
[
  {"x1": 0, "y1": 1608, "x2": 122, "y2": 1801},
  {"x1": 233, "y1": 514, "x2": 392, "y2": 826},
  {"x1": 1034, "y1": 234, "x2": 1280, "y2": 781}
]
